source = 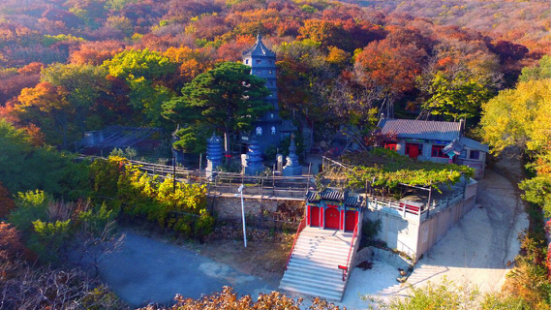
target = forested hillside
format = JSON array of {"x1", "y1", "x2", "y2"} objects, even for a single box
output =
[
  {"x1": 0, "y1": 1, "x2": 550, "y2": 309},
  {"x1": 347, "y1": 0, "x2": 551, "y2": 56},
  {"x1": 0, "y1": 0, "x2": 546, "y2": 150}
]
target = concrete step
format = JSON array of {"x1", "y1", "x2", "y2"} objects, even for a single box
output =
[
  {"x1": 290, "y1": 254, "x2": 349, "y2": 266},
  {"x1": 292, "y1": 245, "x2": 351, "y2": 257},
  {"x1": 286, "y1": 262, "x2": 343, "y2": 279},
  {"x1": 279, "y1": 283, "x2": 342, "y2": 302},
  {"x1": 295, "y1": 241, "x2": 351, "y2": 251},
  {"x1": 283, "y1": 268, "x2": 345, "y2": 286},
  {"x1": 291, "y1": 249, "x2": 350, "y2": 261},
  {"x1": 288, "y1": 257, "x2": 347, "y2": 271},
  {"x1": 281, "y1": 274, "x2": 345, "y2": 293},
  {"x1": 299, "y1": 229, "x2": 353, "y2": 239},
  {"x1": 295, "y1": 243, "x2": 351, "y2": 254}
]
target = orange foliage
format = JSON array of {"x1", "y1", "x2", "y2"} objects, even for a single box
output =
[
  {"x1": 0, "y1": 183, "x2": 16, "y2": 219},
  {"x1": 163, "y1": 46, "x2": 214, "y2": 82},
  {"x1": 24, "y1": 123, "x2": 45, "y2": 147},
  {"x1": 217, "y1": 35, "x2": 255, "y2": 61},
  {"x1": 69, "y1": 40, "x2": 125, "y2": 65},
  {"x1": 355, "y1": 39, "x2": 426, "y2": 94},
  {"x1": 144, "y1": 286, "x2": 340, "y2": 310},
  {"x1": 17, "y1": 62, "x2": 44, "y2": 75}
]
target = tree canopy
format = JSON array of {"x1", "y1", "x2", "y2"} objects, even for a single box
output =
[{"x1": 162, "y1": 61, "x2": 272, "y2": 154}]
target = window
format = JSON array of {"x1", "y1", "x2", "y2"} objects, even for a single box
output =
[
  {"x1": 268, "y1": 70, "x2": 273, "y2": 74},
  {"x1": 245, "y1": 59, "x2": 249, "y2": 64},
  {"x1": 256, "y1": 59, "x2": 261, "y2": 64},
  {"x1": 469, "y1": 150, "x2": 480, "y2": 160},
  {"x1": 431, "y1": 145, "x2": 447, "y2": 158},
  {"x1": 256, "y1": 127, "x2": 262, "y2": 136}
]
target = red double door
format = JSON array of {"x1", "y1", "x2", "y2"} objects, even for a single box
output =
[{"x1": 309, "y1": 206, "x2": 358, "y2": 232}]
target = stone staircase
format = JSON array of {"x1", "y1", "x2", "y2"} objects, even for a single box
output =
[{"x1": 279, "y1": 227, "x2": 357, "y2": 301}]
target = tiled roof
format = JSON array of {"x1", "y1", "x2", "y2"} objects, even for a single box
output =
[
  {"x1": 443, "y1": 138, "x2": 463, "y2": 156},
  {"x1": 378, "y1": 119, "x2": 461, "y2": 141},
  {"x1": 306, "y1": 189, "x2": 364, "y2": 208},
  {"x1": 242, "y1": 34, "x2": 275, "y2": 57},
  {"x1": 460, "y1": 137, "x2": 489, "y2": 153}
]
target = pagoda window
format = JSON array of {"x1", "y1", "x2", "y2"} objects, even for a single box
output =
[
  {"x1": 256, "y1": 59, "x2": 261, "y2": 64},
  {"x1": 245, "y1": 59, "x2": 249, "y2": 64},
  {"x1": 256, "y1": 127, "x2": 262, "y2": 136}
]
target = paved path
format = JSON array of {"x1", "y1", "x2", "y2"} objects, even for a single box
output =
[
  {"x1": 99, "y1": 232, "x2": 274, "y2": 308},
  {"x1": 341, "y1": 149, "x2": 529, "y2": 308}
]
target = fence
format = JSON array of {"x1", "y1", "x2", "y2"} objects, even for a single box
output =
[
  {"x1": 78, "y1": 154, "x2": 313, "y2": 199},
  {"x1": 368, "y1": 190, "x2": 465, "y2": 222}
]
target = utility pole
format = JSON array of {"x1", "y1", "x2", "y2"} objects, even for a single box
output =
[
  {"x1": 237, "y1": 185, "x2": 247, "y2": 248},
  {"x1": 172, "y1": 156, "x2": 176, "y2": 193}
]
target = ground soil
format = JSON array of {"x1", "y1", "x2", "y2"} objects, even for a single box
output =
[{"x1": 194, "y1": 232, "x2": 293, "y2": 287}]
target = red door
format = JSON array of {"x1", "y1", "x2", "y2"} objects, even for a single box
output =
[
  {"x1": 345, "y1": 210, "x2": 358, "y2": 232},
  {"x1": 406, "y1": 143, "x2": 420, "y2": 158},
  {"x1": 325, "y1": 207, "x2": 339, "y2": 230},
  {"x1": 310, "y1": 206, "x2": 320, "y2": 227}
]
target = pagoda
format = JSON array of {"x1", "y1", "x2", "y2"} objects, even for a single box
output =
[{"x1": 241, "y1": 34, "x2": 296, "y2": 154}]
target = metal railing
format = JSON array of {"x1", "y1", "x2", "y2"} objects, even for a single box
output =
[
  {"x1": 368, "y1": 190, "x2": 465, "y2": 221},
  {"x1": 285, "y1": 217, "x2": 307, "y2": 270},
  {"x1": 341, "y1": 222, "x2": 359, "y2": 282}
]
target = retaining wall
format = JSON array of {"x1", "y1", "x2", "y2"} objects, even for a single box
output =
[{"x1": 210, "y1": 195, "x2": 304, "y2": 219}]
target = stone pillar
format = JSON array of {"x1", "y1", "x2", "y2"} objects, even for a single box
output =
[
  {"x1": 283, "y1": 135, "x2": 302, "y2": 176},
  {"x1": 244, "y1": 139, "x2": 265, "y2": 176},
  {"x1": 276, "y1": 154, "x2": 283, "y2": 174},
  {"x1": 205, "y1": 133, "x2": 223, "y2": 180}
]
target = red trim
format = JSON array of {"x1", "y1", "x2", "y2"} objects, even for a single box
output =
[
  {"x1": 224, "y1": 154, "x2": 232, "y2": 158},
  {"x1": 340, "y1": 210, "x2": 344, "y2": 230},
  {"x1": 286, "y1": 217, "x2": 306, "y2": 270}
]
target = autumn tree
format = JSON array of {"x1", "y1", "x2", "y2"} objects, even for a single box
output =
[
  {"x1": 0, "y1": 182, "x2": 16, "y2": 218},
  {"x1": 103, "y1": 49, "x2": 178, "y2": 126},
  {"x1": 0, "y1": 119, "x2": 88, "y2": 200},
  {"x1": 142, "y1": 286, "x2": 340, "y2": 310},
  {"x1": 162, "y1": 62, "x2": 271, "y2": 157}
]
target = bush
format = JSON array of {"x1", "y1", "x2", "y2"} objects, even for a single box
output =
[
  {"x1": 0, "y1": 182, "x2": 16, "y2": 219},
  {"x1": 8, "y1": 190, "x2": 51, "y2": 234},
  {"x1": 143, "y1": 286, "x2": 340, "y2": 310},
  {"x1": 90, "y1": 157, "x2": 213, "y2": 239}
]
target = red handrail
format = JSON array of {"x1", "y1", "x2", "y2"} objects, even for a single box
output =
[
  {"x1": 342, "y1": 222, "x2": 359, "y2": 281},
  {"x1": 285, "y1": 217, "x2": 306, "y2": 270}
]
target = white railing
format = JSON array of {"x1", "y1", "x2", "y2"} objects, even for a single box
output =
[{"x1": 368, "y1": 191, "x2": 465, "y2": 222}]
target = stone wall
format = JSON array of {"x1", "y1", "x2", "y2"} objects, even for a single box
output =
[{"x1": 210, "y1": 195, "x2": 304, "y2": 219}]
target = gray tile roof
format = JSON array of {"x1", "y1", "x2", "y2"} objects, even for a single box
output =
[
  {"x1": 242, "y1": 34, "x2": 275, "y2": 57},
  {"x1": 460, "y1": 137, "x2": 489, "y2": 153},
  {"x1": 378, "y1": 119, "x2": 461, "y2": 141},
  {"x1": 306, "y1": 189, "x2": 364, "y2": 208}
]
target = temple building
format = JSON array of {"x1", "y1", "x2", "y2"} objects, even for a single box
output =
[{"x1": 241, "y1": 34, "x2": 296, "y2": 154}]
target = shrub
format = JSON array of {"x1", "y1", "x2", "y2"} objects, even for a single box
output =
[
  {"x1": 142, "y1": 286, "x2": 340, "y2": 310},
  {"x1": 8, "y1": 190, "x2": 51, "y2": 234},
  {"x1": 0, "y1": 182, "x2": 16, "y2": 219}
]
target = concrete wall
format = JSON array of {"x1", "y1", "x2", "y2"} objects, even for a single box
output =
[
  {"x1": 366, "y1": 180, "x2": 478, "y2": 261},
  {"x1": 211, "y1": 195, "x2": 304, "y2": 219}
]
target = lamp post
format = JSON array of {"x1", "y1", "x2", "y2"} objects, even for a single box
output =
[{"x1": 237, "y1": 184, "x2": 247, "y2": 248}]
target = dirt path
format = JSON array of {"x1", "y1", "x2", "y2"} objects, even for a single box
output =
[
  {"x1": 401, "y1": 147, "x2": 529, "y2": 292},
  {"x1": 98, "y1": 231, "x2": 274, "y2": 308},
  {"x1": 341, "y1": 148, "x2": 529, "y2": 309}
]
